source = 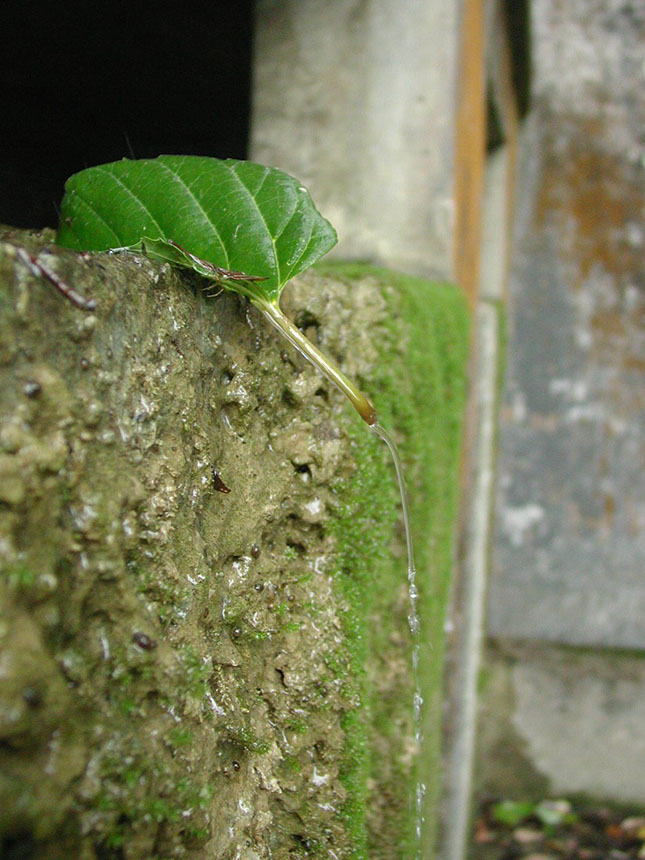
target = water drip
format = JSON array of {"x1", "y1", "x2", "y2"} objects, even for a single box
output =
[{"x1": 370, "y1": 421, "x2": 425, "y2": 856}]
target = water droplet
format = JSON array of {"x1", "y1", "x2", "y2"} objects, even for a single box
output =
[
  {"x1": 370, "y1": 421, "x2": 424, "y2": 855},
  {"x1": 23, "y1": 380, "x2": 41, "y2": 398},
  {"x1": 22, "y1": 686, "x2": 42, "y2": 707},
  {"x1": 133, "y1": 631, "x2": 156, "y2": 650}
]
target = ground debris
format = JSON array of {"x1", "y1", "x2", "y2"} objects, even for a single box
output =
[{"x1": 470, "y1": 797, "x2": 645, "y2": 860}]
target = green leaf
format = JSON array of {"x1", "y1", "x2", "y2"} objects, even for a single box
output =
[
  {"x1": 534, "y1": 799, "x2": 576, "y2": 827},
  {"x1": 491, "y1": 800, "x2": 535, "y2": 827},
  {"x1": 55, "y1": 155, "x2": 377, "y2": 427},
  {"x1": 56, "y1": 155, "x2": 337, "y2": 304}
]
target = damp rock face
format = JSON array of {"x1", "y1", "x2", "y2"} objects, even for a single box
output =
[{"x1": 0, "y1": 230, "x2": 469, "y2": 859}]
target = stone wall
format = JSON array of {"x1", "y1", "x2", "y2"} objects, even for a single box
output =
[
  {"x1": 0, "y1": 231, "x2": 469, "y2": 858},
  {"x1": 489, "y1": 0, "x2": 645, "y2": 649},
  {"x1": 479, "y1": 0, "x2": 645, "y2": 806},
  {"x1": 250, "y1": 0, "x2": 460, "y2": 280}
]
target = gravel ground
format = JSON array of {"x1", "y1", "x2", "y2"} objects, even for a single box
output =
[{"x1": 469, "y1": 797, "x2": 645, "y2": 860}]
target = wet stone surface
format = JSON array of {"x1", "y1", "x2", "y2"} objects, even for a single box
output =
[
  {"x1": 0, "y1": 231, "x2": 470, "y2": 858},
  {"x1": 0, "y1": 230, "x2": 383, "y2": 858}
]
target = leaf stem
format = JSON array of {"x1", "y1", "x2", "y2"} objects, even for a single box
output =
[{"x1": 256, "y1": 299, "x2": 377, "y2": 426}]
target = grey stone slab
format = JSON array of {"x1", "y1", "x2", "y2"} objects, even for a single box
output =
[
  {"x1": 487, "y1": 0, "x2": 645, "y2": 649},
  {"x1": 513, "y1": 648, "x2": 645, "y2": 804},
  {"x1": 476, "y1": 645, "x2": 645, "y2": 806},
  {"x1": 489, "y1": 195, "x2": 645, "y2": 646}
]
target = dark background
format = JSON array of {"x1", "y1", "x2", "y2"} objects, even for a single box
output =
[{"x1": 1, "y1": 1, "x2": 254, "y2": 229}]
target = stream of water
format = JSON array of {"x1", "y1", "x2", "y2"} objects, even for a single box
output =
[{"x1": 370, "y1": 422, "x2": 425, "y2": 857}]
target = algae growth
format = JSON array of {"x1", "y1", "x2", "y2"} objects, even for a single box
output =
[
  {"x1": 0, "y1": 231, "x2": 468, "y2": 859},
  {"x1": 319, "y1": 264, "x2": 470, "y2": 859}
]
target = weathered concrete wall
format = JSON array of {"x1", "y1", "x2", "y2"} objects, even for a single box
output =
[
  {"x1": 476, "y1": 643, "x2": 645, "y2": 805},
  {"x1": 0, "y1": 231, "x2": 469, "y2": 858},
  {"x1": 477, "y1": 0, "x2": 645, "y2": 809},
  {"x1": 250, "y1": 0, "x2": 460, "y2": 280},
  {"x1": 489, "y1": 0, "x2": 645, "y2": 649}
]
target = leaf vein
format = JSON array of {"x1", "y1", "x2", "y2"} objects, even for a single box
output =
[
  {"x1": 272, "y1": 201, "x2": 300, "y2": 243},
  {"x1": 71, "y1": 190, "x2": 125, "y2": 246},
  {"x1": 155, "y1": 160, "x2": 230, "y2": 266},
  {"x1": 228, "y1": 163, "x2": 280, "y2": 287},
  {"x1": 94, "y1": 166, "x2": 166, "y2": 237},
  {"x1": 284, "y1": 218, "x2": 316, "y2": 281}
]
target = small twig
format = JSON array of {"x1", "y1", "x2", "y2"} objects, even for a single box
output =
[
  {"x1": 165, "y1": 239, "x2": 267, "y2": 283},
  {"x1": 16, "y1": 247, "x2": 97, "y2": 311}
]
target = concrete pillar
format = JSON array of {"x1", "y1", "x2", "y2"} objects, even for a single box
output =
[
  {"x1": 476, "y1": 0, "x2": 645, "y2": 813},
  {"x1": 250, "y1": 0, "x2": 461, "y2": 279}
]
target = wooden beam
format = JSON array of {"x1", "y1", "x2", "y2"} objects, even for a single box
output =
[
  {"x1": 453, "y1": 0, "x2": 487, "y2": 307},
  {"x1": 488, "y1": 2, "x2": 520, "y2": 303}
]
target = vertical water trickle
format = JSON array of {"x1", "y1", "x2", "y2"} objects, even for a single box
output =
[{"x1": 370, "y1": 421, "x2": 425, "y2": 857}]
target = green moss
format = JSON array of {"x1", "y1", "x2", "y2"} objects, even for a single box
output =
[
  {"x1": 4, "y1": 566, "x2": 37, "y2": 589},
  {"x1": 318, "y1": 263, "x2": 470, "y2": 859},
  {"x1": 117, "y1": 697, "x2": 137, "y2": 716},
  {"x1": 281, "y1": 755, "x2": 303, "y2": 774},
  {"x1": 243, "y1": 628, "x2": 271, "y2": 642},
  {"x1": 175, "y1": 644, "x2": 212, "y2": 700},
  {"x1": 280, "y1": 621, "x2": 301, "y2": 633},
  {"x1": 94, "y1": 751, "x2": 213, "y2": 851},
  {"x1": 167, "y1": 727, "x2": 195, "y2": 749},
  {"x1": 284, "y1": 716, "x2": 308, "y2": 734},
  {"x1": 225, "y1": 725, "x2": 271, "y2": 755}
]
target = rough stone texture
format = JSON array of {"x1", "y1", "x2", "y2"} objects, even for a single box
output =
[
  {"x1": 488, "y1": 0, "x2": 645, "y2": 648},
  {"x1": 250, "y1": 0, "x2": 459, "y2": 280},
  {"x1": 475, "y1": 644, "x2": 645, "y2": 806},
  {"x1": 0, "y1": 231, "x2": 469, "y2": 858},
  {"x1": 472, "y1": 0, "x2": 645, "y2": 817}
]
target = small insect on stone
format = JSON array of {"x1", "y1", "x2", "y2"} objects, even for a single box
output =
[
  {"x1": 21, "y1": 686, "x2": 43, "y2": 707},
  {"x1": 212, "y1": 467, "x2": 231, "y2": 494},
  {"x1": 23, "y1": 380, "x2": 42, "y2": 398}
]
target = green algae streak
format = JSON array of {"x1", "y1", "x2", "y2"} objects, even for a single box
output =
[{"x1": 320, "y1": 263, "x2": 470, "y2": 859}]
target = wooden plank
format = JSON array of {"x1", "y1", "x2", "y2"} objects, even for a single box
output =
[
  {"x1": 488, "y1": 2, "x2": 520, "y2": 303},
  {"x1": 453, "y1": 0, "x2": 487, "y2": 307}
]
